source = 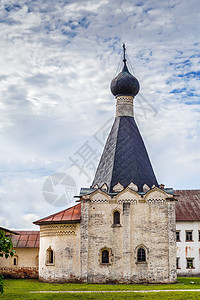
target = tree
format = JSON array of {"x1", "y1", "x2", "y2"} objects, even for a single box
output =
[{"x1": 0, "y1": 230, "x2": 15, "y2": 294}]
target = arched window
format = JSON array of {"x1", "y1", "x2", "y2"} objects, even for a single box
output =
[
  {"x1": 137, "y1": 247, "x2": 146, "y2": 262},
  {"x1": 46, "y1": 247, "x2": 54, "y2": 265},
  {"x1": 13, "y1": 255, "x2": 18, "y2": 266},
  {"x1": 49, "y1": 250, "x2": 54, "y2": 264},
  {"x1": 102, "y1": 249, "x2": 109, "y2": 264},
  {"x1": 113, "y1": 211, "x2": 120, "y2": 225}
]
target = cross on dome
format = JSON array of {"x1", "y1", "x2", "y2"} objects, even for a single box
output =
[{"x1": 110, "y1": 44, "x2": 140, "y2": 97}]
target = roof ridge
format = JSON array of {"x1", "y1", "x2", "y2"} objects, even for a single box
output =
[
  {"x1": 109, "y1": 117, "x2": 122, "y2": 191},
  {"x1": 92, "y1": 117, "x2": 121, "y2": 190}
]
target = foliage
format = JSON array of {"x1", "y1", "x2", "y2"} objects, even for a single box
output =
[
  {"x1": 0, "y1": 274, "x2": 3, "y2": 294},
  {"x1": 0, "y1": 230, "x2": 15, "y2": 294},
  {"x1": 0, "y1": 230, "x2": 15, "y2": 259}
]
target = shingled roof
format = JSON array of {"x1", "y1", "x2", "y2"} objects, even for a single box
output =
[
  {"x1": 92, "y1": 116, "x2": 158, "y2": 192},
  {"x1": 33, "y1": 203, "x2": 81, "y2": 225},
  {"x1": 12, "y1": 231, "x2": 39, "y2": 248},
  {"x1": 175, "y1": 190, "x2": 200, "y2": 221}
]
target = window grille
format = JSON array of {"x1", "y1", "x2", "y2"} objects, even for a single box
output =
[
  {"x1": 186, "y1": 231, "x2": 193, "y2": 242},
  {"x1": 137, "y1": 247, "x2": 146, "y2": 262},
  {"x1": 186, "y1": 258, "x2": 194, "y2": 269},
  {"x1": 102, "y1": 250, "x2": 109, "y2": 264},
  {"x1": 176, "y1": 231, "x2": 180, "y2": 241},
  {"x1": 46, "y1": 247, "x2": 54, "y2": 265}
]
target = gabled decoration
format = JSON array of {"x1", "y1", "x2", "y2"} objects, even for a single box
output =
[
  {"x1": 128, "y1": 182, "x2": 138, "y2": 192},
  {"x1": 143, "y1": 186, "x2": 174, "y2": 201},
  {"x1": 93, "y1": 184, "x2": 99, "y2": 189},
  {"x1": 101, "y1": 183, "x2": 108, "y2": 192},
  {"x1": 113, "y1": 183, "x2": 124, "y2": 192},
  {"x1": 90, "y1": 188, "x2": 110, "y2": 203},
  {"x1": 114, "y1": 186, "x2": 140, "y2": 204},
  {"x1": 143, "y1": 184, "x2": 150, "y2": 193}
]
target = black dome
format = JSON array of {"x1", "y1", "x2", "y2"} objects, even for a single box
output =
[{"x1": 110, "y1": 62, "x2": 140, "y2": 97}]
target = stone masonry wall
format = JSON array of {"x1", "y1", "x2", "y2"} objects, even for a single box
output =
[
  {"x1": 81, "y1": 188, "x2": 176, "y2": 283},
  {"x1": 39, "y1": 223, "x2": 81, "y2": 283}
]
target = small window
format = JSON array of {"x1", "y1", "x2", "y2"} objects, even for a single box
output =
[
  {"x1": 102, "y1": 250, "x2": 109, "y2": 264},
  {"x1": 199, "y1": 231, "x2": 200, "y2": 241},
  {"x1": 49, "y1": 250, "x2": 53, "y2": 264},
  {"x1": 113, "y1": 211, "x2": 120, "y2": 225},
  {"x1": 186, "y1": 231, "x2": 193, "y2": 242},
  {"x1": 137, "y1": 247, "x2": 146, "y2": 262},
  {"x1": 46, "y1": 247, "x2": 54, "y2": 265},
  {"x1": 186, "y1": 258, "x2": 194, "y2": 269},
  {"x1": 13, "y1": 256, "x2": 18, "y2": 266},
  {"x1": 176, "y1": 231, "x2": 180, "y2": 242},
  {"x1": 176, "y1": 258, "x2": 180, "y2": 269}
]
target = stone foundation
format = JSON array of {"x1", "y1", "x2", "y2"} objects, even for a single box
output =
[{"x1": 0, "y1": 267, "x2": 38, "y2": 279}]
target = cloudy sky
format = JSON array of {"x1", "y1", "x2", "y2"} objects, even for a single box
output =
[{"x1": 0, "y1": 0, "x2": 200, "y2": 229}]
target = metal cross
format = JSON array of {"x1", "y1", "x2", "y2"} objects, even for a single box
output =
[{"x1": 123, "y1": 43, "x2": 126, "y2": 62}]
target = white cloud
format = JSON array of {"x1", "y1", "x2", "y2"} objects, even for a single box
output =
[{"x1": 0, "y1": 0, "x2": 200, "y2": 229}]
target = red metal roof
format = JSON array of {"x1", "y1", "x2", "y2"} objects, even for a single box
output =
[
  {"x1": 175, "y1": 190, "x2": 200, "y2": 221},
  {"x1": 34, "y1": 203, "x2": 81, "y2": 225},
  {"x1": 12, "y1": 231, "x2": 40, "y2": 248}
]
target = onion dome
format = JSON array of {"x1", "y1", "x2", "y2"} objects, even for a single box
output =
[{"x1": 110, "y1": 44, "x2": 140, "y2": 97}]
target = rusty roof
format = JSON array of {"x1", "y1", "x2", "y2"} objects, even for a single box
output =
[
  {"x1": 12, "y1": 231, "x2": 40, "y2": 248},
  {"x1": 175, "y1": 190, "x2": 200, "y2": 221},
  {"x1": 33, "y1": 203, "x2": 81, "y2": 225}
]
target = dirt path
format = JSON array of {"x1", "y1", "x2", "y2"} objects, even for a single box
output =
[{"x1": 30, "y1": 289, "x2": 200, "y2": 293}]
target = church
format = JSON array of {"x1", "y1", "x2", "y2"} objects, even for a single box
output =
[{"x1": 34, "y1": 45, "x2": 177, "y2": 284}]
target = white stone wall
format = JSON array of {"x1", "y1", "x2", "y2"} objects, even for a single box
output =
[
  {"x1": 39, "y1": 223, "x2": 81, "y2": 282},
  {"x1": 38, "y1": 188, "x2": 176, "y2": 283},
  {"x1": 176, "y1": 221, "x2": 200, "y2": 276},
  {"x1": 80, "y1": 188, "x2": 176, "y2": 283},
  {"x1": 116, "y1": 96, "x2": 134, "y2": 117}
]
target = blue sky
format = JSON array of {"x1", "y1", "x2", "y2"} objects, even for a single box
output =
[{"x1": 0, "y1": 0, "x2": 200, "y2": 229}]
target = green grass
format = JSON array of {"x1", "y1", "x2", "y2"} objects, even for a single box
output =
[{"x1": 0, "y1": 278, "x2": 200, "y2": 299}]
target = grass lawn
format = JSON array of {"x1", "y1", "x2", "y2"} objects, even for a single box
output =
[{"x1": 1, "y1": 277, "x2": 200, "y2": 299}]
